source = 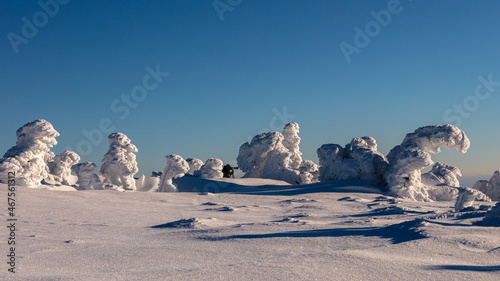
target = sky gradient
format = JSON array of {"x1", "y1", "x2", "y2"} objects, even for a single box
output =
[{"x1": 1, "y1": 0, "x2": 499, "y2": 184}]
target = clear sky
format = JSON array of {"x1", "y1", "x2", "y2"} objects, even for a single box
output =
[{"x1": 1, "y1": 0, "x2": 499, "y2": 182}]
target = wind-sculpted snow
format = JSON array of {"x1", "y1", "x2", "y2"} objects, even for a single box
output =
[
  {"x1": 72, "y1": 162, "x2": 103, "y2": 190},
  {"x1": 317, "y1": 136, "x2": 388, "y2": 186},
  {"x1": 158, "y1": 154, "x2": 189, "y2": 192},
  {"x1": 186, "y1": 157, "x2": 204, "y2": 176},
  {"x1": 45, "y1": 151, "x2": 80, "y2": 185},
  {"x1": 385, "y1": 125, "x2": 470, "y2": 201},
  {"x1": 200, "y1": 158, "x2": 224, "y2": 179},
  {"x1": 100, "y1": 132, "x2": 138, "y2": 190},
  {"x1": 237, "y1": 123, "x2": 317, "y2": 185},
  {"x1": 0, "y1": 119, "x2": 60, "y2": 186},
  {"x1": 472, "y1": 171, "x2": 500, "y2": 201}
]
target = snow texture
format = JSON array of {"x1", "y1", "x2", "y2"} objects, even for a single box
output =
[
  {"x1": 186, "y1": 157, "x2": 204, "y2": 176},
  {"x1": 477, "y1": 202, "x2": 500, "y2": 226},
  {"x1": 422, "y1": 162, "x2": 462, "y2": 187},
  {"x1": 237, "y1": 122, "x2": 317, "y2": 185},
  {"x1": 385, "y1": 125, "x2": 470, "y2": 201},
  {"x1": 0, "y1": 119, "x2": 60, "y2": 186},
  {"x1": 472, "y1": 171, "x2": 500, "y2": 201},
  {"x1": 100, "y1": 132, "x2": 138, "y2": 190},
  {"x1": 72, "y1": 162, "x2": 103, "y2": 190},
  {"x1": 135, "y1": 175, "x2": 160, "y2": 192},
  {"x1": 200, "y1": 158, "x2": 224, "y2": 179},
  {"x1": 317, "y1": 136, "x2": 388, "y2": 187},
  {"x1": 455, "y1": 187, "x2": 491, "y2": 212},
  {"x1": 158, "y1": 154, "x2": 189, "y2": 192},
  {"x1": 45, "y1": 151, "x2": 80, "y2": 185}
]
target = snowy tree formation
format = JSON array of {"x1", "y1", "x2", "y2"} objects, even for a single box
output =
[
  {"x1": 385, "y1": 125, "x2": 470, "y2": 201},
  {"x1": 186, "y1": 157, "x2": 204, "y2": 176},
  {"x1": 45, "y1": 151, "x2": 80, "y2": 185},
  {"x1": 0, "y1": 119, "x2": 60, "y2": 186},
  {"x1": 200, "y1": 158, "x2": 224, "y2": 179},
  {"x1": 72, "y1": 162, "x2": 103, "y2": 190},
  {"x1": 317, "y1": 136, "x2": 388, "y2": 187},
  {"x1": 100, "y1": 132, "x2": 139, "y2": 190},
  {"x1": 237, "y1": 122, "x2": 318, "y2": 185},
  {"x1": 158, "y1": 154, "x2": 189, "y2": 192},
  {"x1": 472, "y1": 171, "x2": 500, "y2": 201}
]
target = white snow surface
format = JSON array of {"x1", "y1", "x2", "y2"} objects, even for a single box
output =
[
  {"x1": 100, "y1": 132, "x2": 139, "y2": 191},
  {"x1": 0, "y1": 119, "x2": 59, "y2": 186},
  {"x1": 2, "y1": 178, "x2": 499, "y2": 281}
]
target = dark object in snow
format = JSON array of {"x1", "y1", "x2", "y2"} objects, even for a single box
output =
[
  {"x1": 152, "y1": 171, "x2": 162, "y2": 177},
  {"x1": 222, "y1": 164, "x2": 236, "y2": 178}
]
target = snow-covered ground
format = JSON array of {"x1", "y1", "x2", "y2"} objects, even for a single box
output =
[{"x1": 2, "y1": 177, "x2": 499, "y2": 280}]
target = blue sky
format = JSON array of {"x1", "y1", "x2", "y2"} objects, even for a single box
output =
[{"x1": 1, "y1": 0, "x2": 499, "y2": 182}]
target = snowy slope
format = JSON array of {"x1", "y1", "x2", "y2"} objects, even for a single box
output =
[{"x1": 1, "y1": 178, "x2": 499, "y2": 280}]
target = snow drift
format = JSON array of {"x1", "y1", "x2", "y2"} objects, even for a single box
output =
[
  {"x1": 0, "y1": 119, "x2": 60, "y2": 186},
  {"x1": 100, "y1": 132, "x2": 139, "y2": 190}
]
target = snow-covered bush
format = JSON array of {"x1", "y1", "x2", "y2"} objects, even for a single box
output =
[
  {"x1": 422, "y1": 162, "x2": 462, "y2": 187},
  {"x1": 317, "y1": 136, "x2": 388, "y2": 186},
  {"x1": 200, "y1": 158, "x2": 224, "y2": 179},
  {"x1": 158, "y1": 154, "x2": 189, "y2": 192},
  {"x1": 0, "y1": 119, "x2": 60, "y2": 186},
  {"x1": 237, "y1": 122, "x2": 317, "y2": 185},
  {"x1": 186, "y1": 157, "x2": 204, "y2": 176},
  {"x1": 135, "y1": 175, "x2": 160, "y2": 192},
  {"x1": 72, "y1": 162, "x2": 103, "y2": 190},
  {"x1": 298, "y1": 160, "x2": 319, "y2": 184},
  {"x1": 472, "y1": 171, "x2": 500, "y2": 201},
  {"x1": 385, "y1": 125, "x2": 470, "y2": 201},
  {"x1": 100, "y1": 132, "x2": 138, "y2": 190},
  {"x1": 454, "y1": 187, "x2": 491, "y2": 212},
  {"x1": 45, "y1": 151, "x2": 80, "y2": 185}
]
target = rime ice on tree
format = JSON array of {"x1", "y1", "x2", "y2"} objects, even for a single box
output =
[
  {"x1": 186, "y1": 157, "x2": 204, "y2": 176},
  {"x1": 158, "y1": 154, "x2": 189, "y2": 192},
  {"x1": 45, "y1": 151, "x2": 80, "y2": 185},
  {"x1": 0, "y1": 119, "x2": 60, "y2": 186},
  {"x1": 422, "y1": 162, "x2": 462, "y2": 188},
  {"x1": 100, "y1": 132, "x2": 138, "y2": 190},
  {"x1": 317, "y1": 136, "x2": 388, "y2": 187},
  {"x1": 385, "y1": 125, "x2": 470, "y2": 201},
  {"x1": 237, "y1": 122, "x2": 317, "y2": 184},
  {"x1": 72, "y1": 162, "x2": 103, "y2": 190},
  {"x1": 200, "y1": 158, "x2": 224, "y2": 179},
  {"x1": 472, "y1": 171, "x2": 500, "y2": 201}
]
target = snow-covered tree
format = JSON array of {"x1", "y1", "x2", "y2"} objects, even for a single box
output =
[
  {"x1": 45, "y1": 151, "x2": 80, "y2": 185},
  {"x1": 72, "y1": 162, "x2": 103, "y2": 190},
  {"x1": 454, "y1": 187, "x2": 491, "y2": 212},
  {"x1": 200, "y1": 158, "x2": 224, "y2": 179},
  {"x1": 472, "y1": 171, "x2": 500, "y2": 201},
  {"x1": 237, "y1": 123, "x2": 317, "y2": 185},
  {"x1": 422, "y1": 162, "x2": 462, "y2": 187},
  {"x1": 100, "y1": 132, "x2": 138, "y2": 190},
  {"x1": 385, "y1": 125, "x2": 470, "y2": 201},
  {"x1": 186, "y1": 157, "x2": 204, "y2": 176},
  {"x1": 298, "y1": 160, "x2": 319, "y2": 184},
  {"x1": 317, "y1": 136, "x2": 388, "y2": 186},
  {"x1": 0, "y1": 119, "x2": 60, "y2": 186},
  {"x1": 158, "y1": 154, "x2": 189, "y2": 192}
]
